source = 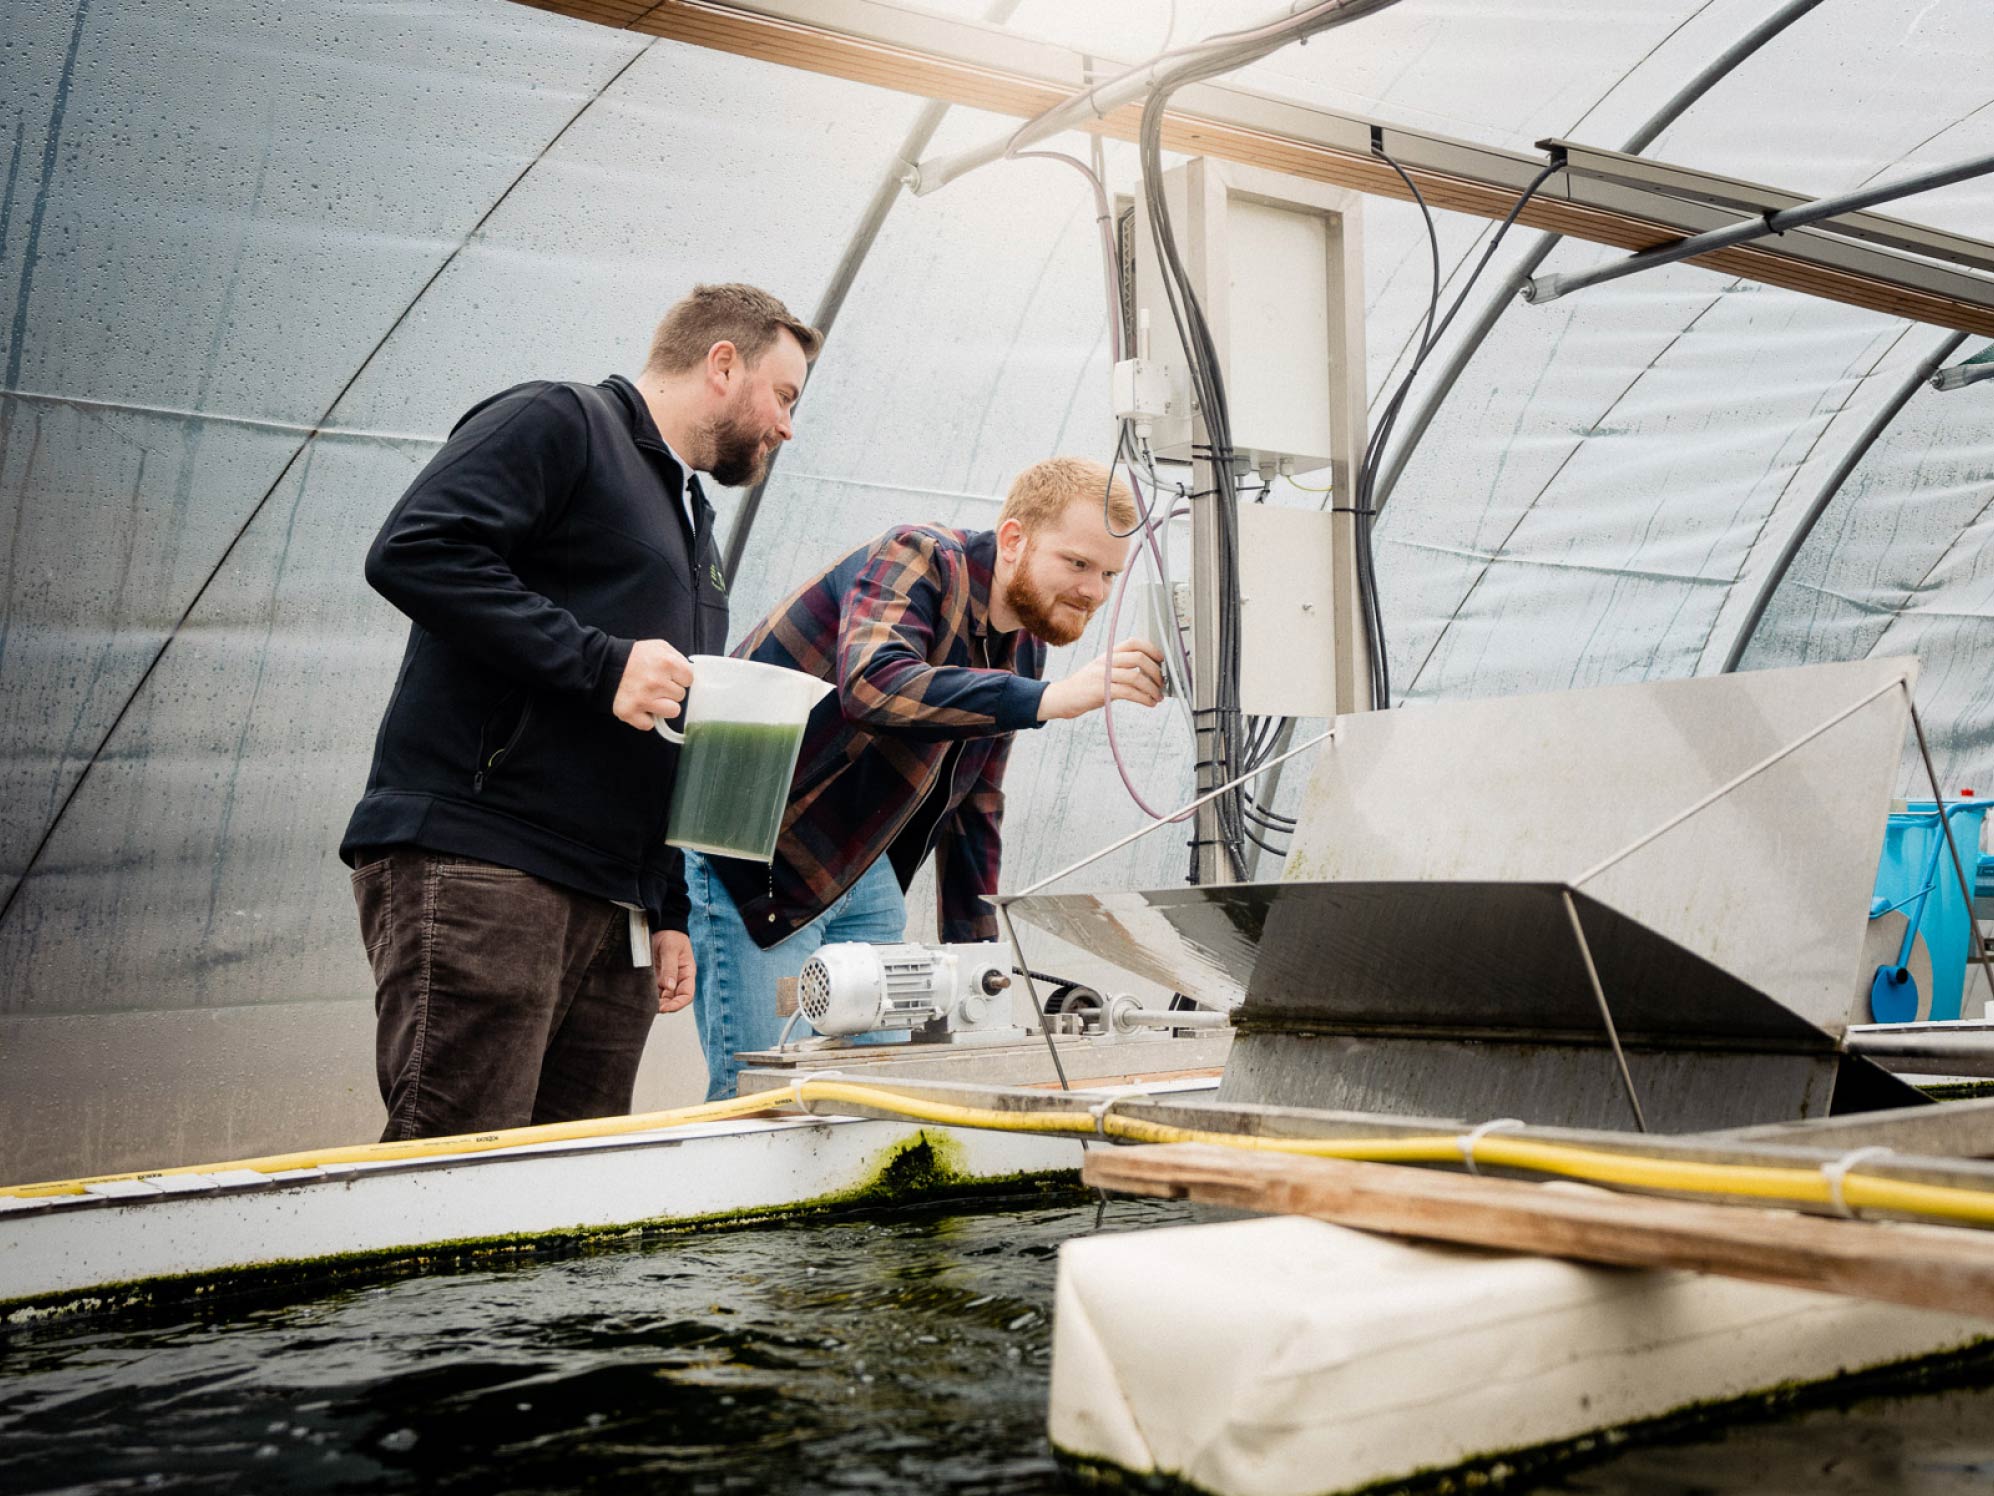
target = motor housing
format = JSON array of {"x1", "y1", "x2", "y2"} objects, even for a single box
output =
[{"x1": 797, "y1": 942, "x2": 1020, "y2": 1040}]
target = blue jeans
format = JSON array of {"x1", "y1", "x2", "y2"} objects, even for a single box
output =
[{"x1": 686, "y1": 850, "x2": 909, "y2": 1100}]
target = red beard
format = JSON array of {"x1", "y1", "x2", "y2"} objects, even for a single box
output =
[{"x1": 1004, "y1": 569, "x2": 1096, "y2": 646}]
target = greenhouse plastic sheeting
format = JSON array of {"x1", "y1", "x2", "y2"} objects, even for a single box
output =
[{"x1": 1, "y1": 0, "x2": 1990, "y2": 1181}]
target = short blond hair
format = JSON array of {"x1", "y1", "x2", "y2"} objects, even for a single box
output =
[
  {"x1": 642, "y1": 283, "x2": 822, "y2": 375},
  {"x1": 997, "y1": 456, "x2": 1138, "y2": 536}
]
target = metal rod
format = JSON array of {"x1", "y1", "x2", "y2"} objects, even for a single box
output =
[
  {"x1": 1843, "y1": 1031, "x2": 1994, "y2": 1079},
  {"x1": 998, "y1": 901, "x2": 1072, "y2": 1092},
  {"x1": 1906, "y1": 695, "x2": 1994, "y2": 1015},
  {"x1": 1721, "y1": 331, "x2": 1966, "y2": 672},
  {"x1": 1523, "y1": 150, "x2": 1994, "y2": 305},
  {"x1": 999, "y1": 726, "x2": 1337, "y2": 905},
  {"x1": 905, "y1": 0, "x2": 1404, "y2": 197},
  {"x1": 1372, "y1": 0, "x2": 1829, "y2": 516},
  {"x1": 1117, "y1": 1007, "x2": 1229, "y2": 1030},
  {"x1": 1561, "y1": 889, "x2": 1648, "y2": 1133},
  {"x1": 1571, "y1": 674, "x2": 1906, "y2": 888}
]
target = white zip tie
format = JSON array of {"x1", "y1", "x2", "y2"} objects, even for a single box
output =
[
  {"x1": 1821, "y1": 1145, "x2": 1894, "y2": 1219},
  {"x1": 1087, "y1": 1094, "x2": 1133, "y2": 1141},
  {"x1": 789, "y1": 1070, "x2": 850, "y2": 1116},
  {"x1": 1459, "y1": 1118, "x2": 1526, "y2": 1176}
]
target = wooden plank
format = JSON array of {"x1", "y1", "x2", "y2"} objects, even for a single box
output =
[
  {"x1": 1084, "y1": 1141, "x2": 1994, "y2": 1317},
  {"x1": 515, "y1": 0, "x2": 1994, "y2": 337},
  {"x1": 1115, "y1": 1095, "x2": 1994, "y2": 1202}
]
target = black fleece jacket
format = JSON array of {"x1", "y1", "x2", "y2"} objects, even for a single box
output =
[{"x1": 340, "y1": 375, "x2": 729, "y2": 931}]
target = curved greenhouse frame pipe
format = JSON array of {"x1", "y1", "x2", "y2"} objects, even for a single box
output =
[
  {"x1": 1719, "y1": 330, "x2": 1968, "y2": 673},
  {"x1": 1372, "y1": 0, "x2": 1829, "y2": 517}
]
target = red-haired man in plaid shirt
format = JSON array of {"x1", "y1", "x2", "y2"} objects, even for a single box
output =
[{"x1": 689, "y1": 457, "x2": 1165, "y2": 1098}]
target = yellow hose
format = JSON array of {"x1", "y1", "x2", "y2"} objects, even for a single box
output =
[
  {"x1": 0, "y1": 1090, "x2": 781, "y2": 1199},
  {"x1": 8, "y1": 1077, "x2": 1994, "y2": 1230},
  {"x1": 789, "y1": 1081, "x2": 1994, "y2": 1228}
]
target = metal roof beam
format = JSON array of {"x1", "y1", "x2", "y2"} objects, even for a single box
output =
[
  {"x1": 513, "y1": 0, "x2": 1994, "y2": 336},
  {"x1": 1548, "y1": 139, "x2": 1994, "y2": 277},
  {"x1": 1525, "y1": 149, "x2": 1994, "y2": 308}
]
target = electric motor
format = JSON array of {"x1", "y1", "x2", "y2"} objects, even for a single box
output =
[{"x1": 797, "y1": 942, "x2": 1015, "y2": 1038}]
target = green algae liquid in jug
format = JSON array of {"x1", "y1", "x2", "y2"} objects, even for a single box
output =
[
  {"x1": 659, "y1": 655, "x2": 831, "y2": 862},
  {"x1": 667, "y1": 718, "x2": 807, "y2": 861}
]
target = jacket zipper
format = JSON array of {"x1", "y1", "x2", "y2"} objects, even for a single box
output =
[{"x1": 473, "y1": 699, "x2": 534, "y2": 793}]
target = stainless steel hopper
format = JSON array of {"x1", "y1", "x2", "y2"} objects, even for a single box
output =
[{"x1": 1007, "y1": 658, "x2": 1933, "y2": 1133}]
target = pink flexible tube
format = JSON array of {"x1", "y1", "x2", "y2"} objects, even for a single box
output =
[
  {"x1": 1101, "y1": 464, "x2": 1194, "y2": 822},
  {"x1": 1011, "y1": 147, "x2": 1195, "y2": 822}
]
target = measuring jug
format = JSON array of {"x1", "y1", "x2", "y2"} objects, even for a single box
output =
[{"x1": 657, "y1": 655, "x2": 834, "y2": 861}]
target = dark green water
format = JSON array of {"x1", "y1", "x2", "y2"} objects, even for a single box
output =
[
  {"x1": 2, "y1": 1198, "x2": 1991, "y2": 1495},
  {"x1": 669, "y1": 717, "x2": 806, "y2": 861}
]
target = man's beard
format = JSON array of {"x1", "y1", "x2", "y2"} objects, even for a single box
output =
[
  {"x1": 1004, "y1": 555, "x2": 1096, "y2": 647},
  {"x1": 703, "y1": 407, "x2": 770, "y2": 488}
]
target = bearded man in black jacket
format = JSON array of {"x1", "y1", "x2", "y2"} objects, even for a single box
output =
[{"x1": 341, "y1": 284, "x2": 819, "y2": 1141}]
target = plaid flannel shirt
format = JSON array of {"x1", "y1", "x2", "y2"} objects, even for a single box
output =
[{"x1": 706, "y1": 525, "x2": 1047, "y2": 949}]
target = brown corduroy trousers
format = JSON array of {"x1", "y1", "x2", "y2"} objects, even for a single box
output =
[{"x1": 351, "y1": 849, "x2": 656, "y2": 1142}]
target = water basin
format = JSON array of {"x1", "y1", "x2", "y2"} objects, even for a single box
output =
[{"x1": 1, "y1": 1198, "x2": 1990, "y2": 1495}]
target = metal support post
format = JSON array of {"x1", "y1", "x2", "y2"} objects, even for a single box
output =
[
  {"x1": 1324, "y1": 198, "x2": 1372, "y2": 713},
  {"x1": 1189, "y1": 419, "x2": 1229, "y2": 886},
  {"x1": 1523, "y1": 150, "x2": 1994, "y2": 306}
]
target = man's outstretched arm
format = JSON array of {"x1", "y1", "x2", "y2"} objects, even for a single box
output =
[{"x1": 835, "y1": 529, "x2": 1048, "y2": 739}]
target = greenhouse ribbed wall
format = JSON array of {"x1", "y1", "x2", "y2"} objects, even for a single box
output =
[{"x1": 3, "y1": 0, "x2": 1990, "y2": 1183}]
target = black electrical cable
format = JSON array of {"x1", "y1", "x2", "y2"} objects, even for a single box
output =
[
  {"x1": 1102, "y1": 422, "x2": 1145, "y2": 538},
  {"x1": 1139, "y1": 93, "x2": 1246, "y2": 879},
  {"x1": 1352, "y1": 151, "x2": 1447, "y2": 709},
  {"x1": 1240, "y1": 825, "x2": 1291, "y2": 857},
  {"x1": 1243, "y1": 807, "x2": 1295, "y2": 837},
  {"x1": 1350, "y1": 154, "x2": 1568, "y2": 709},
  {"x1": 1380, "y1": 150, "x2": 1442, "y2": 364},
  {"x1": 1127, "y1": 1, "x2": 1406, "y2": 882}
]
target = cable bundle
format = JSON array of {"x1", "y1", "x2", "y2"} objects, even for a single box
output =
[
  {"x1": 1002, "y1": 0, "x2": 1565, "y2": 877},
  {"x1": 1130, "y1": 0, "x2": 1401, "y2": 877}
]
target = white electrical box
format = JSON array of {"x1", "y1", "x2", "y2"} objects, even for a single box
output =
[
  {"x1": 1109, "y1": 355, "x2": 1175, "y2": 423},
  {"x1": 1236, "y1": 504, "x2": 1338, "y2": 719},
  {"x1": 1163, "y1": 504, "x2": 1340, "y2": 719},
  {"x1": 1127, "y1": 159, "x2": 1361, "y2": 473}
]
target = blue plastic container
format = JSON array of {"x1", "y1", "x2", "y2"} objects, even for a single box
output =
[{"x1": 1867, "y1": 798, "x2": 1989, "y2": 1022}]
